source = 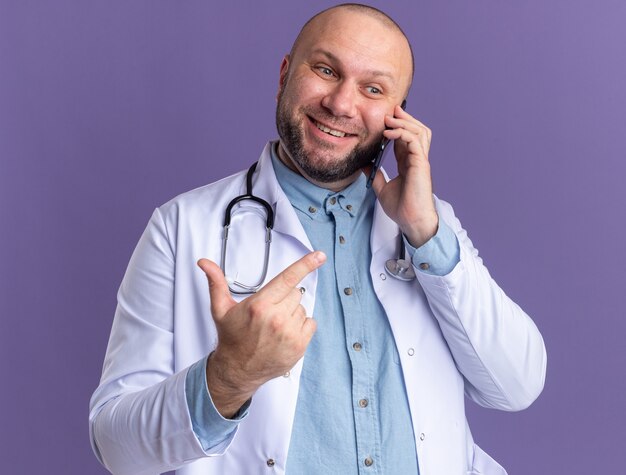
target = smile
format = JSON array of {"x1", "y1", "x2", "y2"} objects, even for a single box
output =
[{"x1": 313, "y1": 120, "x2": 350, "y2": 138}]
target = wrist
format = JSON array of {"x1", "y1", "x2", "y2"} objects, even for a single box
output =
[
  {"x1": 402, "y1": 213, "x2": 439, "y2": 248},
  {"x1": 206, "y1": 350, "x2": 257, "y2": 418}
]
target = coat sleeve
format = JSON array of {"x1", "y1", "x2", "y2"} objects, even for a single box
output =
[
  {"x1": 88, "y1": 208, "x2": 235, "y2": 475},
  {"x1": 415, "y1": 198, "x2": 547, "y2": 411}
]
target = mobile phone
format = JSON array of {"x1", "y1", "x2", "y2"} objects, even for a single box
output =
[{"x1": 366, "y1": 99, "x2": 407, "y2": 189}]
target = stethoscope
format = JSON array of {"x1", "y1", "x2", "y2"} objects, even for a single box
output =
[
  {"x1": 221, "y1": 162, "x2": 415, "y2": 294},
  {"x1": 221, "y1": 162, "x2": 274, "y2": 294}
]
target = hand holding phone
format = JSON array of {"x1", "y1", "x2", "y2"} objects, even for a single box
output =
[{"x1": 366, "y1": 99, "x2": 407, "y2": 189}]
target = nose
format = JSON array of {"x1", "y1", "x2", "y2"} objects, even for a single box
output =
[{"x1": 321, "y1": 81, "x2": 357, "y2": 118}]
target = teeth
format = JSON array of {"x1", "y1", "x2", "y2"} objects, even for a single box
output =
[{"x1": 315, "y1": 121, "x2": 347, "y2": 137}]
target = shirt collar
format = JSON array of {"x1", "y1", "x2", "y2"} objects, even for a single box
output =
[{"x1": 270, "y1": 142, "x2": 369, "y2": 221}]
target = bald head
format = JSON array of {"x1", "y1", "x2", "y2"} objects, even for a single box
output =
[{"x1": 290, "y1": 3, "x2": 414, "y2": 91}]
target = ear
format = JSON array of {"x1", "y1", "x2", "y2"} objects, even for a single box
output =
[{"x1": 276, "y1": 54, "x2": 290, "y2": 101}]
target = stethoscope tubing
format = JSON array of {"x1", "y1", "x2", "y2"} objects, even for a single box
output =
[
  {"x1": 221, "y1": 162, "x2": 274, "y2": 295},
  {"x1": 220, "y1": 161, "x2": 416, "y2": 294}
]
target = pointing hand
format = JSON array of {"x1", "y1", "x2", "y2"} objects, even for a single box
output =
[{"x1": 197, "y1": 251, "x2": 326, "y2": 417}]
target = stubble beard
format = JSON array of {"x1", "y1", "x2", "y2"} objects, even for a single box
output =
[{"x1": 275, "y1": 90, "x2": 382, "y2": 184}]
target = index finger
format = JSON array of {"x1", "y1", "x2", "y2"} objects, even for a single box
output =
[
  {"x1": 258, "y1": 251, "x2": 326, "y2": 303},
  {"x1": 385, "y1": 105, "x2": 430, "y2": 130}
]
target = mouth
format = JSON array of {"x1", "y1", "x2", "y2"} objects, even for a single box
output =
[{"x1": 309, "y1": 117, "x2": 355, "y2": 139}]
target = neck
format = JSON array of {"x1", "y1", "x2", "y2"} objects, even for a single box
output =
[{"x1": 276, "y1": 141, "x2": 361, "y2": 192}]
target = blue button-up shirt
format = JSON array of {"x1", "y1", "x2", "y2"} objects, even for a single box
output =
[{"x1": 185, "y1": 144, "x2": 460, "y2": 473}]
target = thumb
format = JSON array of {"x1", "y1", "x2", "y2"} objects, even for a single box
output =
[
  {"x1": 361, "y1": 164, "x2": 385, "y2": 198},
  {"x1": 197, "y1": 258, "x2": 236, "y2": 320},
  {"x1": 370, "y1": 167, "x2": 387, "y2": 198}
]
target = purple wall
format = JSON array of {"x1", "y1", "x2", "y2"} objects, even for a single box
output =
[{"x1": 2, "y1": 1, "x2": 625, "y2": 473}]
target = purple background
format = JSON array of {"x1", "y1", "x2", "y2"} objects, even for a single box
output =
[{"x1": 2, "y1": 1, "x2": 625, "y2": 473}]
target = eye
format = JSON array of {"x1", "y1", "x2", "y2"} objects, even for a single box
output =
[
  {"x1": 316, "y1": 66, "x2": 335, "y2": 77},
  {"x1": 365, "y1": 86, "x2": 382, "y2": 95}
]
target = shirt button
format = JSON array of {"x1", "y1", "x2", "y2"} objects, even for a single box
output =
[
  {"x1": 339, "y1": 235, "x2": 346, "y2": 244},
  {"x1": 407, "y1": 348, "x2": 415, "y2": 356},
  {"x1": 329, "y1": 197, "x2": 337, "y2": 205},
  {"x1": 364, "y1": 457, "x2": 374, "y2": 467},
  {"x1": 353, "y1": 342, "x2": 362, "y2": 351},
  {"x1": 346, "y1": 204, "x2": 353, "y2": 211},
  {"x1": 358, "y1": 398, "x2": 369, "y2": 408},
  {"x1": 308, "y1": 206, "x2": 317, "y2": 214},
  {"x1": 419, "y1": 262, "x2": 430, "y2": 271},
  {"x1": 379, "y1": 273, "x2": 387, "y2": 281},
  {"x1": 266, "y1": 458, "x2": 275, "y2": 467},
  {"x1": 283, "y1": 371, "x2": 290, "y2": 378},
  {"x1": 344, "y1": 287, "x2": 353, "y2": 295},
  {"x1": 419, "y1": 432, "x2": 426, "y2": 441}
]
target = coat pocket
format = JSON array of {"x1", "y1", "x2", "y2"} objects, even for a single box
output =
[{"x1": 467, "y1": 444, "x2": 508, "y2": 475}]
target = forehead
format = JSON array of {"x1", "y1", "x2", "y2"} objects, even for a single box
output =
[{"x1": 293, "y1": 9, "x2": 412, "y2": 90}]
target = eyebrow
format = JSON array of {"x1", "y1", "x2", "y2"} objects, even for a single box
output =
[{"x1": 311, "y1": 49, "x2": 397, "y2": 84}]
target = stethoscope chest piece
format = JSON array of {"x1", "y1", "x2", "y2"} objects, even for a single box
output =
[
  {"x1": 384, "y1": 233, "x2": 417, "y2": 281},
  {"x1": 385, "y1": 258, "x2": 416, "y2": 281}
]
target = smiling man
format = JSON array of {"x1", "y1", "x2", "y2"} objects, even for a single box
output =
[
  {"x1": 275, "y1": 6, "x2": 413, "y2": 190},
  {"x1": 90, "y1": 4, "x2": 546, "y2": 475}
]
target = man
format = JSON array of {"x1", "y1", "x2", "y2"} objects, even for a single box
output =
[{"x1": 90, "y1": 4, "x2": 546, "y2": 475}]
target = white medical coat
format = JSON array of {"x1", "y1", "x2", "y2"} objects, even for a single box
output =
[{"x1": 89, "y1": 142, "x2": 547, "y2": 475}]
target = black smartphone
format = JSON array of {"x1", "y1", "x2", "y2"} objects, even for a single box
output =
[{"x1": 366, "y1": 99, "x2": 407, "y2": 189}]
